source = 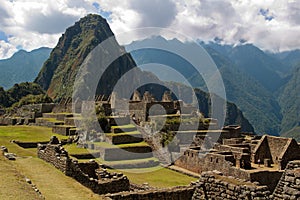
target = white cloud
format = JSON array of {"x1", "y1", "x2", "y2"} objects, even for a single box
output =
[
  {"x1": 0, "y1": 0, "x2": 97, "y2": 58},
  {"x1": 0, "y1": 40, "x2": 17, "y2": 59},
  {"x1": 0, "y1": 0, "x2": 300, "y2": 59}
]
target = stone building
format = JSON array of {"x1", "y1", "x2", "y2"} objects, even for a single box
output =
[
  {"x1": 252, "y1": 135, "x2": 300, "y2": 170},
  {"x1": 128, "y1": 90, "x2": 198, "y2": 122},
  {"x1": 174, "y1": 127, "x2": 300, "y2": 192}
]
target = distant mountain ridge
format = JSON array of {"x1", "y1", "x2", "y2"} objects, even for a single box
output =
[
  {"x1": 0, "y1": 47, "x2": 51, "y2": 89},
  {"x1": 33, "y1": 14, "x2": 254, "y2": 132},
  {"x1": 127, "y1": 37, "x2": 284, "y2": 135},
  {"x1": 127, "y1": 37, "x2": 300, "y2": 138}
]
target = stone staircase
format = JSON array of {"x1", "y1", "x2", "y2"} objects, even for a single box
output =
[
  {"x1": 35, "y1": 113, "x2": 79, "y2": 136},
  {"x1": 87, "y1": 116, "x2": 160, "y2": 169}
]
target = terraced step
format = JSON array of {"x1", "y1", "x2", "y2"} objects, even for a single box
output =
[
  {"x1": 99, "y1": 157, "x2": 160, "y2": 169},
  {"x1": 64, "y1": 117, "x2": 82, "y2": 126},
  {"x1": 42, "y1": 113, "x2": 58, "y2": 118},
  {"x1": 55, "y1": 113, "x2": 74, "y2": 121},
  {"x1": 108, "y1": 116, "x2": 130, "y2": 126},
  {"x1": 91, "y1": 142, "x2": 153, "y2": 161},
  {"x1": 111, "y1": 124, "x2": 137, "y2": 133},
  {"x1": 42, "y1": 113, "x2": 74, "y2": 121},
  {"x1": 35, "y1": 118, "x2": 64, "y2": 127},
  {"x1": 106, "y1": 131, "x2": 144, "y2": 145},
  {"x1": 52, "y1": 125, "x2": 77, "y2": 136}
]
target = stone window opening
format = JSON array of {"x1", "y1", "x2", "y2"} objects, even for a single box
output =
[
  {"x1": 216, "y1": 158, "x2": 218, "y2": 163},
  {"x1": 210, "y1": 157, "x2": 213, "y2": 162}
]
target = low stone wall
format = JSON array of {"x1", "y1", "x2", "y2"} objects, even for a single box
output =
[
  {"x1": 104, "y1": 186, "x2": 196, "y2": 200},
  {"x1": 249, "y1": 171, "x2": 283, "y2": 192},
  {"x1": 108, "y1": 159, "x2": 160, "y2": 169},
  {"x1": 37, "y1": 141, "x2": 130, "y2": 195},
  {"x1": 70, "y1": 152, "x2": 101, "y2": 159},
  {"x1": 37, "y1": 144, "x2": 71, "y2": 173},
  {"x1": 273, "y1": 160, "x2": 300, "y2": 200},
  {"x1": 106, "y1": 134, "x2": 143, "y2": 145},
  {"x1": 108, "y1": 116, "x2": 130, "y2": 126},
  {"x1": 0, "y1": 117, "x2": 17, "y2": 125},
  {"x1": 67, "y1": 161, "x2": 130, "y2": 195},
  {"x1": 98, "y1": 146, "x2": 153, "y2": 161},
  {"x1": 52, "y1": 126, "x2": 75, "y2": 136},
  {"x1": 14, "y1": 141, "x2": 49, "y2": 148},
  {"x1": 111, "y1": 127, "x2": 137, "y2": 134},
  {"x1": 192, "y1": 172, "x2": 272, "y2": 200},
  {"x1": 65, "y1": 118, "x2": 76, "y2": 126}
]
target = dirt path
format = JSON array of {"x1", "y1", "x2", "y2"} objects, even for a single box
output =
[
  {"x1": 0, "y1": 155, "x2": 43, "y2": 200},
  {"x1": 13, "y1": 157, "x2": 102, "y2": 200}
]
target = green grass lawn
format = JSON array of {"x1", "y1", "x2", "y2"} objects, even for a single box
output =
[
  {"x1": 108, "y1": 166, "x2": 198, "y2": 188},
  {"x1": 111, "y1": 124, "x2": 135, "y2": 129},
  {"x1": 0, "y1": 126, "x2": 68, "y2": 157},
  {"x1": 0, "y1": 125, "x2": 68, "y2": 142},
  {"x1": 0, "y1": 126, "x2": 103, "y2": 199},
  {"x1": 0, "y1": 125, "x2": 197, "y2": 196},
  {"x1": 64, "y1": 143, "x2": 98, "y2": 154}
]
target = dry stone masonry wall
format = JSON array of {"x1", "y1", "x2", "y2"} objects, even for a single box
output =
[
  {"x1": 37, "y1": 139, "x2": 130, "y2": 195},
  {"x1": 273, "y1": 160, "x2": 300, "y2": 200},
  {"x1": 192, "y1": 172, "x2": 272, "y2": 200}
]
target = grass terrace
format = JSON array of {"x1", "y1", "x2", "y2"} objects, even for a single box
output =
[
  {"x1": 92, "y1": 141, "x2": 149, "y2": 149},
  {"x1": 111, "y1": 124, "x2": 136, "y2": 129},
  {"x1": 108, "y1": 166, "x2": 198, "y2": 188}
]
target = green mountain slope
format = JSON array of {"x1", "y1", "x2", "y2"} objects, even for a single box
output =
[
  {"x1": 0, "y1": 48, "x2": 51, "y2": 89},
  {"x1": 34, "y1": 14, "x2": 254, "y2": 132},
  {"x1": 127, "y1": 38, "x2": 280, "y2": 135},
  {"x1": 35, "y1": 14, "x2": 115, "y2": 99},
  {"x1": 278, "y1": 65, "x2": 300, "y2": 137},
  {"x1": 204, "y1": 46, "x2": 282, "y2": 135}
]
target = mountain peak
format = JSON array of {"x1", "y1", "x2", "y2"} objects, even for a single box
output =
[{"x1": 35, "y1": 14, "x2": 116, "y2": 99}]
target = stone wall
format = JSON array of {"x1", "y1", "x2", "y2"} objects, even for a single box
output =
[
  {"x1": 97, "y1": 146, "x2": 153, "y2": 161},
  {"x1": 67, "y1": 161, "x2": 130, "y2": 195},
  {"x1": 37, "y1": 144, "x2": 71, "y2": 173},
  {"x1": 104, "y1": 186, "x2": 196, "y2": 200},
  {"x1": 106, "y1": 134, "x2": 143, "y2": 145},
  {"x1": 17, "y1": 103, "x2": 55, "y2": 118},
  {"x1": 273, "y1": 160, "x2": 300, "y2": 200},
  {"x1": 37, "y1": 142, "x2": 130, "y2": 195},
  {"x1": 175, "y1": 150, "x2": 250, "y2": 180},
  {"x1": 14, "y1": 141, "x2": 49, "y2": 148},
  {"x1": 249, "y1": 171, "x2": 283, "y2": 192},
  {"x1": 252, "y1": 136, "x2": 300, "y2": 170},
  {"x1": 0, "y1": 117, "x2": 17, "y2": 125},
  {"x1": 192, "y1": 172, "x2": 271, "y2": 200}
]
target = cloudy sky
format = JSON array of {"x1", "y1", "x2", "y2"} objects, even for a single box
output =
[{"x1": 0, "y1": 0, "x2": 299, "y2": 59}]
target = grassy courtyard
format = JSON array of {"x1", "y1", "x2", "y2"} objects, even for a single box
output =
[{"x1": 0, "y1": 125, "x2": 197, "y2": 199}]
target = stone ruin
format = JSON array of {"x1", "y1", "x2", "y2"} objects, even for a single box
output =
[
  {"x1": 128, "y1": 90, "x2": 197, "y2": 122},
  {"x1": 37, "y1": 136, "x2": 130, "y2": 195},
  {"x1": 174, "y1": 126, "x2": 300, "y2": 192}
]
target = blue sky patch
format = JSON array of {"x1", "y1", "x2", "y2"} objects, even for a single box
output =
[
  {"x1": 16, "y1": 45, "x2": 23, "y2": 50},
  {"x1": 259, "y1": 9, "x2": 274, "y2": 21},
  {"x1": 92, "y1": 2, "x2": 112, "y2": 21},
  {"x1": 0, "y1": 31, "x2": 9, "y2": 42}
]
